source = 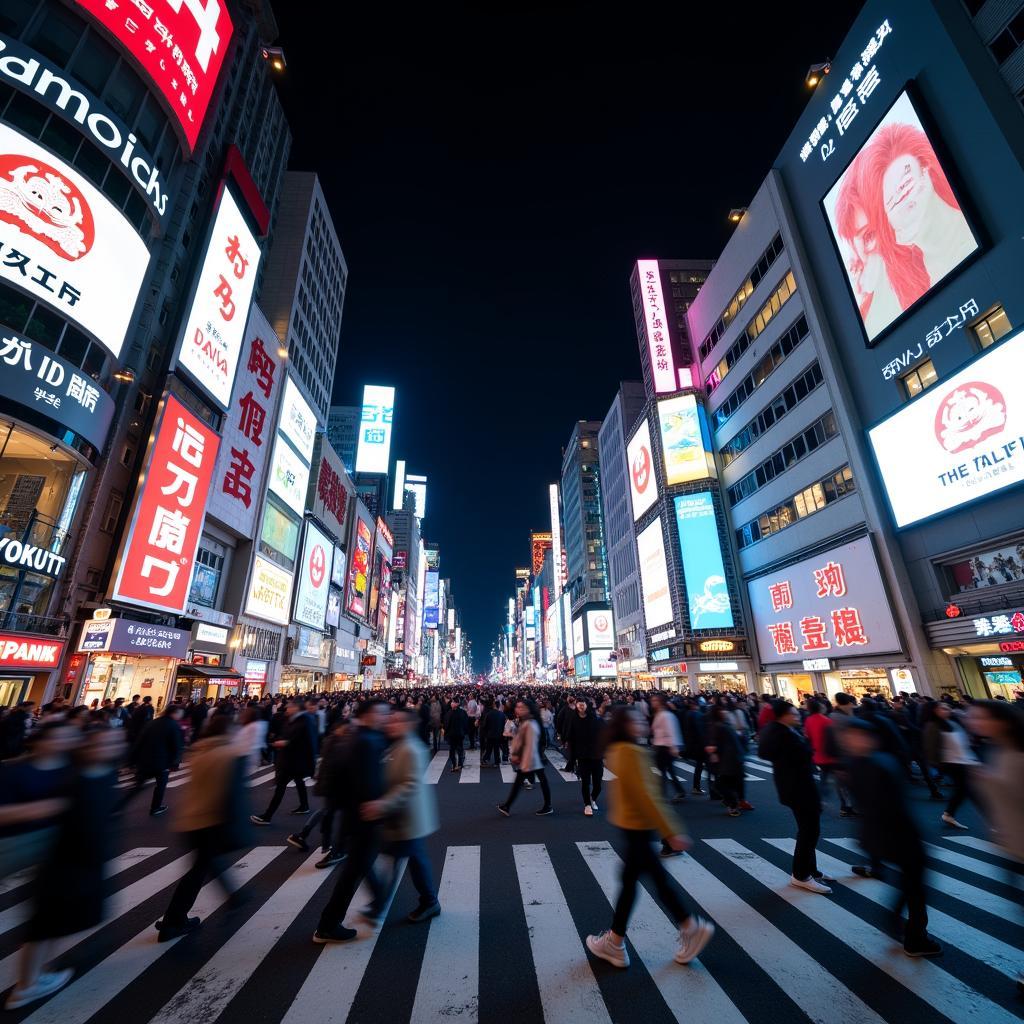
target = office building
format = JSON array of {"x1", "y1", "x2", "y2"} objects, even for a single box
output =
[
  {"x1": 561, "y1": 420, "x2": 609, "y2": 615},
  {"x1": 327, "y1": 405, "x2": 360, "y2": 474}
]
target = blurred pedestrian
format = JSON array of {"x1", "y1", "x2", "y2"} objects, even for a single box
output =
[
  {"x1": 567, "y1": 697, "x2": 605, "y2": 815},
  {"x1": 251, "y1": 699, "x2": 318, "y2": 825},
  {"x1": 118, "y1": 704, "x2": 184, "y2": 816},
  {"x1": 497, "y1": 699, "x2": 552, "y2": 817}
]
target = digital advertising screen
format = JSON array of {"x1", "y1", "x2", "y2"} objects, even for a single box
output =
[
  {"x1": 657, "y1": 394, "x2": 713, "y2": 485},
  {"x1": 292, "y1": 520, "x2": 332, "y2": 630},
  {"x1": 636, "y1": 517, "x2": 673, "y2": 630},
  {"x1": 424, "y1": 570, "x2": 440, "y2": 628},
  {"x1": 822, "y1": 90, "x2": 979, "y2": 345},
  {"x1": 673, "y1": 493, "x2": 734, "y2": 629},
  {"x1": 355, "y1": 385, "x2": 395, "y2": 474},
  {"x1": 627, "y1": 417, "x2": 658, "y2": 521},
  {"x1": 586, "y1": 609, "x2": 614, "y2": 649},
  {"x1": 346, "y1": 516, "x2": 373, "y2": 617}
]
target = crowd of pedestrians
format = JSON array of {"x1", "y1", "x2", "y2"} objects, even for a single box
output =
[{"x1": 0, "y1": 682, "x2": 1021, "y2": 1007}]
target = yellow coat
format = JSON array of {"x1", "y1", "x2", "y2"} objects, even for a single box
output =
[{"x1": 606, "y1": 742, "x2": 685, "y2": 839}]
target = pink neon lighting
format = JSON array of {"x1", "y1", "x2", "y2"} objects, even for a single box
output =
[{"x1": 637, "y1": 260, "x2": 676, "y2": 393}]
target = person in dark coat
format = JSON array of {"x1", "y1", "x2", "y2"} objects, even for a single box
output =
[
  {"x1": 842, "y1": 719, "x2": 941, "y2": 957},
  {"x1": 480, "y1": 699, "x2": 506, "y2": 766},
  {"x1": 704, "y1": 706, "x2": 746, "y2": 816},
  {"x1": 124, "y1": 696, "x2": 154, "y2": 762},
  {"x1": 758, "y1": 700, "x2": 831, "y2": 894},
  {"x1": 313, "y1": 701, "x2": 389, "y2": 943},
  {"x1": 443, "y1": 699, "x2": 468, "y2": 772},
  {"x1": 556, "y1": 700, "x2": 577, "y2": 772},
  {"x1": 288, "y1": 719, "x2": 351, "y2": 866},
  {"x1": 118, "y1": 704, "x2": 185, "y2": 815},
  {"x1": 567, "y1": 698, "x2": 605, "y2": 814},
  {"x1": 251, "y1": 700, "x2": 318, "y2": 824}
]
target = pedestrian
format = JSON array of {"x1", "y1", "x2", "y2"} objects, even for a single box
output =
[
  {"x1": 466, "y1": 694, "x2": 480, "y2": 750},
  {"x1": 803, "y1": 699, "x2": 855, "y2": 817},
  {"x1": 313, "y1": 702, "x2": 389, "y2": 943},
  {"x1": 251, "y1": 699, "x2": 318, "y2": 825},
  {"x1": 155, "y1": 715, "x2": 252, "y2": 940},
  {"x1": 480, "y1": 699, "x2": 505, "y2": 766},
  {"x1": 922, "y1": 700, "x2": 980, "y2": 830},
  {"x1": 501, "y1": 703, "x2": 516, "y2": 764},
  {"x1": 288, "y1": 717, "x2": 350, "y2": 867},
  {"x1": 444, "y1": 699, "x2": 468, "y2": 772},
  {"x1": 704, "y1": 705, "x2": 748, "y2": 817},
  {"x1": 842, "y1": 719, "x2": 941, "y2": 957},
  {"x1": 585, "y1": 705, "x2": 714, "y2": 969},
  {"x1": 758, "y1": 699, "x2": 832, "y2": 894},
  {"x1": 237, "y1": 704, "x2": 269, "y2": 773},
  {"x1": 119, "y1": 704, "x2": 184, "y2": 816},
  {"x1": 359, "y1": 709, "x2": 441, "y2": 923},
  {"x1": 567, "y1": 697, "x2": 605, "y2": 815},
  {"x1": 649, "y1": 694, "x2": 687, "y2": 804},
  {"x1": 497, "y1": 699, "x2": 552, "y2": 817},
  {"x1": 429, "y1": 697, "x2": 443, "y2": 754}
]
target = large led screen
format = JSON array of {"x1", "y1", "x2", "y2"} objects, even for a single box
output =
[
  {"x1": 292, "y1": 520, "x2": 332, "y2": 630},
  {"x1": 674, "y1": 493, "x2": 734, "y2": 629},
  {"x1": 355, "y1": 385, "x2": 395, "y2": 474},
  {"x1": 636, "y1": 517, "x2": 673, "y2": 630},
  {"x1": 822, "y1": 90, "x2": 979, "y2": 345},
  {"x1": 867, "y1": 330, "x2": 1024, "y2": 528},
  {"x1": 657, "y1": 394, "x2": 713, "y2": 485},
  {"x1": 627, "y1": 418, "x2": 658, "y2": 521}
]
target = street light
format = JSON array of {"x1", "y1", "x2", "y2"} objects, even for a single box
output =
[
  {"x1": 805, "y1": 61, "x2": 831, "y2": 88},
  {"x1": 728, "y1": 207, "x2": 747, "y2": 224},
  {"x1": 261, "y1": 46, "x2": 287, "y2": 72}
]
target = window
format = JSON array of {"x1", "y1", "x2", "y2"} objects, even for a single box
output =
[
  {"x1": 100, "y1": 491, "x2": 124, "y2": 534},
  {"x1": 973, "y1": 306, "x2": 1012, "y2": 349},
  {"x1": 188, "y1": 548, "x2": 224, "y2": 608},
  {"x1": 902, "y1": 359, "x2": 938, "y2": 399},
  {"x1": 990, "y1": 11, "x2": 1024, "y2": 64}
]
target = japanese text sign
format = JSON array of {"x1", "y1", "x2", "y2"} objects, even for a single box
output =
[
  {"x1": 279, "y1": 376, "x2": 317, "y2": 464},
  {"x1": 309, "y1": 436, "x2": 351, "y2": 541},
  {"x1": 112, "y1": 392, "x2": 220, "y2": 613},
  {"x1": 636, "y1": 260, "x2": 676, "y2": 394},
  {"x1": 354, "y1": 384, "x2": 395, "y2": 474},
  {"x1": 627, "y1": 417, "x2": 658, "y2": 521},
  {"x1": 176, "y1": 186, "x2": 261, "y2": 409},
  {"x1": 746, "y1": 537, "x2": 901, "y2": 666},
  {"x1": 74, "y1": 0, "x2": 234, "y2": 153}
]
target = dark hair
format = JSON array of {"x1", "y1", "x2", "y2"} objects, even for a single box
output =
[
  {"x1": 604, "y1": 705, "x2": 637, "y2": 747},
  {"x1": 202, "y1": 715, "x2": 232, "y2": 739},
  {"x1": 770, "y1": 699, "x2": 794, "y2": 720},
  {"x1": 834, "y1": 692, "x2": 856, "y2": 707},
  {"x1": 972, "y1": 699, "x2": 1024, "y2": 751}
]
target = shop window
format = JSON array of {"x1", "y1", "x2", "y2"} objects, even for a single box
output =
[
  {"x1": 973, "y1": 306, "x2": 1012, "y2": 349},
  {"x1": 902, "y1": 359, "x2": 938, "y2": 399},
  {"x1": 944, "y1": 540, "x2": 1024, "y2": 593}
]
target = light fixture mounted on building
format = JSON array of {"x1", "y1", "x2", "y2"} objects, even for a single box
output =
[
  {"x1": 112, "y1": 368, "x2": 135, "y2": 384},
  {"x1": 261, "y1": 46, "x2": 287, "y2": 72},
  {"x1": 805, "y1": 61, "x2": 831, "y2": 88},
  {"x1": 728, "y1": 208, "x2": 747, "y2": 224}
]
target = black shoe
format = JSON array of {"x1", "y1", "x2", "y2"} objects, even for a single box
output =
[
  {"x1": 315, "y1": 849, "x2": 346, "y2": 869},
  {"x1": 291, "y1": 806, "x2": 311, "y2": 815},
  {"x1": 692, "y1": 787, "x2": 705, "y2": 795},
  {"x1": 250, "y1": 815, "x2": 271, "y2": 825},
  {"x1": 497, "y1": 804, "x2": 510, "y2": 817},
  {"x1": 903, "y1": 935, "x2": 942, "y2": 957},
  {"x1": 407, "y1": 900, "x2": 441, "y2": 923},
  {"x1": 287, "y1": 834, "x2": 309, "y2": 852},
  {"x1": 851, "y1": 865, "x2": 879, "y2": 878},
  {"x1": 535, "y1": 806, "x2": 553, "y2": 816},
  {"x1": 150, "y1": 805, "x2": 169, "y2": 816},
  {"x1": 155, "y1": 916, "x2": 201, "y2": 942},
  {"x1": 313, "y1": 925, "x2": 358, "y2": 944}
]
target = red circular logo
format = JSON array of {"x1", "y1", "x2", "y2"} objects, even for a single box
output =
[
  {"x1": 632, "y1": 444, "x2": 651, "y2": 494},
  {"x1": 595, "y1": 614, "x2": 609, "y2": 632},
  {"x1": 309, "y1": 543, "x2": 326, "y2": 588},
  {"x1": 0, "y1": 155, "x2": 95, "y2": 261},
  {"x1": 934, "y1": 381, "x2": 1006, "y2": 455}
]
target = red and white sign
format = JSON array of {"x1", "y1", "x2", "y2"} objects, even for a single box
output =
[
  {"x1": 586, "y1": 610, "x2": 614, "y2": 648},
  {"x1": 206, "y1": 305, "x2": 281, "y2": 538},
  {"x1": 310, "y1": 438, "x2": 351, "y2": 541},
  {"x1": 637, "y1": 260, "x2": 676, "y2": 393},
  {"x1": 0, "y1": 124, "x2": 150, "y2": 359},
  {"x1": 292, "y1": 520, "x2": 332, "y2": 630},
  {"x1": 112, "y1": 392, "x2": 220, "y2": 613},
  {"x1": 74, "y1": 0, "x2": 234, "y2": 153},
  {"x1": 627, "y1": 417, "x2": 658, "y2": 521},
  {"x1": 0, "y1": 632, "x2": 65, "y2": 670},
  {"x1": 175, "y1": 186, "x2": 261, "y2": 409}
]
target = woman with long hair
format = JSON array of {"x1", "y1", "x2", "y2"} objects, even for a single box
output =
[
  {"x1": 585, "y1": 706, "x2": 714, "y2": 970},
  {"x1": 921, "y1": 701, "x2": 979, "y2": 831},
  {"x1": 497, "y1": 699, "x2": 552, "y2": 817}
]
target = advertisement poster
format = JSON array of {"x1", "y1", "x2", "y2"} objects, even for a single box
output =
[
  {"x1": 355, "y1": 385, "x2": 395, "y2": 473},
  {"x1": 657, "y1": 394, "x2": 712, "y2": 485},
  {"x1": 268, "y1": 433, "x2": 310, "y2": 517},
  {"x1": 279, "y1": 377, "x2": 317, "y2": 464},
  {"x1": 346, "y1": 517, "x2": 373, "y2": 617},
  {"x1": 627, "y1": 418, "x2": 658, "y2": 521},
  {"x1": 674, "y1": 493, "x2": 734, "y2": 629},
  {"x1": 586, "y1": 609, "x2": 614, "y2": 648},
  {"x1": 636, "y1": 259, "x2": 676, "y2": 393},
  {"x1": 292, "y1": 520, "x2": 332, "y2": 630},
  {"x1": 636, "y1": 517, "x2": 673, "y2": 629},
  {"x1": 822, "y1": 90, "x2": 979, "y2": 344},
  {"x1": 245, "y1": 554, "x2": 293, "y2": 626}
]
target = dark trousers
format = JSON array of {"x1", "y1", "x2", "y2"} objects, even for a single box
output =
[
  {"x1": 378, "y1": 836, "x2": 436, "y2": 909},
  {"x1": 691, "y1": 753, "x2": 708, "y2": 790},
  {"x1": 717, "y1": 772, "x2": 741, "y2": 810},
  {"x1": 790, "y1": 803, "x2": 821, "y2": 880},
  {"x1": 894, "y1": 847, "x2": 929, "y2": 943},
  {"x1": 467, "y1": 720, "x2": 478, "y2": 749},
  {"x1": 431, "y1": 727, "x2": 441, "y2": 754},
  {"x1": 578, "y1": 758, "x2": 603, "y2": 804},
  {"x1": 612, "y1": 828, "x2": 691, "y2": 935},
  {"x1": 481, "y1": 737, "x2": 502, "y2": 765},
  {"x1": 118, "y1": 767, "x2": 170, "y2": 813},
  {"x1": 261, "y1": 771, "x2": 308, "y2": 819},
  {"x1": 500, "y1": 737, "x2": 510, "y2": 762},
  {"x1": 163, "y1": 826, "x2": 234, "y2": 926},
  {"x1": 299, "y1": 802, "x2": 338, "y2": 848},
  {"x1": 943, "y1": 763, "x2": 970, "y2": 816},
  {"x1": 818, "y1": 766, "x2": 853, "y2": 812},
  {"x1": 502, "y1": 767, "x2": 551, "y2": 810},
  {"x1": 447, "y1": 736, "x2": 465, "y2": 769},
  {"x1": 318, "y1": 825, "x2": 385, "y2": 931},
  {"x1": 654, "y1": 746, "x2": 685, "y2": 796}
]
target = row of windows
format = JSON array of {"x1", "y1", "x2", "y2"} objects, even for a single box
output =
[
  {"x1": 735, "y1": 465, "x2": 855, "y2": 550},
  {"x1": 699, "y1": 234, "x2": 785, "y2": 361},
  {"x1": 706, "y1": 270, "x2": 798, "y2": 394},
  {"x1": 711, "y1": 315, "x2": 810, "y2": 431},
  {"x1": 987, "y1": 8, "x2": 1024, "y2": 64},
  {"x1": 726, "y1": 411, "x2": 839, "y2": 506},
  {"x1": 720, "y1": 362, "x2": 825, "y2": 468}
]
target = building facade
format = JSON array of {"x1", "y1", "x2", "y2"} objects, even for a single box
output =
[
  {"x1": 326, "y1": 405, "x2": 359, "y2": 474},
  {"x1": 560, "y1": 420, "x2": 608, "y2": 614}
]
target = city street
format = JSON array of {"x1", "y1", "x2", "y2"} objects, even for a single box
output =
[{"x1": 1, "y1": 745, "x2": 1018, "y2": 1024}]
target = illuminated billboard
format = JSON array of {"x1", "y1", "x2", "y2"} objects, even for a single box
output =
[
  {"x1": 586, "y1": 609, "x2": 614, "y2": 649},
  {"x1": 292, "y1": 521, "x2": 332, "y2": 630},
  {"x1": 0, "y1": 122, "x2": 150, "y2": 360},
  {"x1": 867, "y1": 330, "x2": 1024, "y2": 527},
  {"x1": 346, "y1": 515, "x2": 373, "y2": 617},
  {"x1": 406, "y1": 474, "x2": 428, "y2": 519},
  {"x1": 424, "y1": 570, "x2": 440, "y2": 629},
  {"x1": 637, "y1": 517, "x2": 673, "y2": 630},
  {"x1": 245, "y1": 554, "x2": 293, "y2": 626},
  {"x1": 636, "y1": 260, "x2": 676, "y2": 393},
  {"x1": 268, "y1": 433, "x2": 310, "y2": 518},
  {"x1": 531, "y1": 532, "x2": 552, "y2": 576},
  {"x1": 74, "y1": 0, "x2": 233, "y2": 153},
  {"x1": 572, "y1": 616, "x2": 584, "y2": 656},
  {"x1": 673, "y1": 493, "x2": 734, "y2": 630},
  {"x1": 657, "y1": 395, "x2": 713, "y2": 485},
  {"x1": 279, "y1": 377, "x2": 318, "y2": 464},
  {"x1": 355, "y1": 385, "x2": 395, "y2": 474},
  {"x1": 627, "y1": 418, "x2": 658, "y2": 521},
  {"x1": 549, "y1": 483, "x2": 562, "y2": 598},
  {"x1": 822, "y1": 90, "x2": 979, "y2": 345}
]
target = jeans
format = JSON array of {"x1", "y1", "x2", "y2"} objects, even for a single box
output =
[
  {"x1": 790, "y1": 803, "x2": 821, "y2": 880},
  {"x1": 317, "y1": 825, "x2": 385, "y2": 931},
  {"x1": 612, "y1": 829, "x2": 691, "y2": 935},
  {"x1": 654, "y1": 747, "x2": 685, "y2": 796},
  {"x1": 502, "y1": 767, "x2": 551, "y2": 810},
  {"x1": 377, "y1": 836, "x2": 437, "y2": 909},
  {"x1": 431, "y1": 727, "x2": 441, "y2": 754},
  {"x1": 299, "y1": 802, "x2": 338, "y2": 848},
  {"x1": 261, "y1": 772, "x2": 309, "y2": 819},
  {"x1": 162, "y1": 826, "x2": 235, "y2": 926},
  {"x1": 578, "y1": 758, "x2": 603, "y2": 805},
  {"x1": 447, "y1": 737, "x2": 465, "y2": 769},
  {"x1": 467, "y1": 721, "x2": 478, "y2": 749}
]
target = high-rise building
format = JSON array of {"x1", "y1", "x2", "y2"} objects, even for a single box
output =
[
  {"x1": 598, "y1": 382, "x2": 648, "y2": 677},
  {"x1": 560, "y1": 420, "x2": 609, "y2": 615},
  {"x1": 326, "y1": 405, "x2": 360, "y2": 473},
  {"x1": 259, "y1": 171, "x2": 348, "y2": 423}
]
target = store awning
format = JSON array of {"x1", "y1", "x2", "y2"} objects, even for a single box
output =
[{"x1": 175, "y1": 664, "x2": 244, "y2": 680}]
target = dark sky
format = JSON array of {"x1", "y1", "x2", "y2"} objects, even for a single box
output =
[{"x1": 271, "y1": 2, "x2": 862, "y2": 671}]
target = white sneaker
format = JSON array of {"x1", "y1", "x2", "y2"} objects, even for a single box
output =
[
  {"x1": 941, "y1": 812, "x2": 968, "y2": 830},
  {"x1": 584, "y1": 805, "x2": 594, "y2": 816},
  {"x1": 790, "y1": 874, "x2": 832, "y2": 894},
  {"x1": 586, "y1": 931, "x2": 630, "y2": 968},
  {"x1": 675, "y1": 915, "x2": 715, "y2": 964},
  {"x1": 4, "y1": 968, "x2": 74, "y2": 1010},
  {"x1": 591, "y1": 801, "x2": 599, "y2": 811}
]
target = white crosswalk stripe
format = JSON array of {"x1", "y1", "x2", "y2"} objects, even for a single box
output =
[
  {"x1": 944, "y1": 835, "x2": 1018, "y2": 861},
  {"x1": 424, "y1": 750, "x2": 449, "y2": 784},
  {"x1": 458, "y1": 749, "x2": 481, "y2": 784}
]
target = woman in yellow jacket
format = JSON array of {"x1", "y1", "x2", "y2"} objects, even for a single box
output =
[{"x1": 586, "y1": 705, "x2": 715, "y2": 969}]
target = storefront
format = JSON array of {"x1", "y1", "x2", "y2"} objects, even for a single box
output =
[
  {"x1": 0, "y1": 631, "x2": 66, "y2": 706},
  {"x1": 926, "y1": 604, "x2": 1024, "y2": 700},
  {"x1": 174, "y1": 664, "x2": 245, "y2": 702},
  {"x1": 279, "y1": 625, "x2": 330, "y2": 693},
  {"x1": 694, "y1": 660, "x2": 755, "y2": 694},
  {"x1": 75, "y1": 615, "x2": 189, "y2": 709}
]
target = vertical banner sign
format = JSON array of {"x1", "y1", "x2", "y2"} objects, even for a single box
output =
[
  {"x1": 673, "y1": 493, "x2": 734, "y2": 629},
  {"x1": 176, "y1": 187, "x2": 261, "y2": 409},
  {"x1": 627, "y1": 418, "x2": 658, "y2": 520},
  {"x1": 636, "y1": 516, "x2": 673, "y2": 630},
  {"x1": 113, "y1": 393, "x2": 220, "y2": 613},
  {"x1": 549, "y1": 483, "x2": 563, "y2": 598},
  {"x1": 292, "y1": 520, "x2": 332, "y2": 630},
  {"x1": 637, "y1": 259, "x2": 676, "y2": 393},
  {"x1": 346, "y1": 517, "x2": 373, "y2": 617},
  {"x1": 354, "y1": 385, "x2": 395, "y2": 473},
  {"x1": 73, "y1": 0, "x2": 234, "y2": 153},
  {"x1": 206, "y1": 305, "x2": 281, "y2": 537}
]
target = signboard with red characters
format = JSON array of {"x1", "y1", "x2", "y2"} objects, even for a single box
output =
[
  {"x1": 0, "y1": 632, "x2": 65, "y2": 670},
  {"x1": 309, "y1": 435, "x2": 352, "y2": 542},
  {"x1": 292, "y1": 520, "x2": 332, "y2": 630},
  {"x1": 206, "y1": 305, "x2": 281, "y2": 539},
  {"x1": 747, "y1": 536, "x2": 902, "y2": 666},
  {"x1": 74, "y1": 0, "x2": 233, "y2": 153},
  {"x1": 627, "y1": 417, "x2": 658, "y2": 521},
  {"x1": 112, "y1": 392, "x2": 220, "y2": 613}
]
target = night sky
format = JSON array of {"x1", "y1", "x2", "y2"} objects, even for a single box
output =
[{"x1": 272, "y1": 3, "x2": 862, "y2": 670}]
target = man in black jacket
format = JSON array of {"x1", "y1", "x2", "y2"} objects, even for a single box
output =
[
  {"x1": 444, "y1": 699, "x2": 468, "y2": 772},
  {"x1": 480, "y1": 699, "x2": 506, "y2": 766},
  {"x1": 758, "y1": 700, "x2": 832, "y2": 894},
  {"x1": 251, "y1": 700, "x2": 318, "y2": 824},
  {"x1": 313, "y1": 701, "x2": 389, "y2": 943},
  {"x1": 118, "y1": 704, "x2": 184, "y2": 815}
]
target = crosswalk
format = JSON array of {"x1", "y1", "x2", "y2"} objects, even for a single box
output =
[{"x1": 0, "y1": 832, "x2": 1018, "y2": 1023}]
